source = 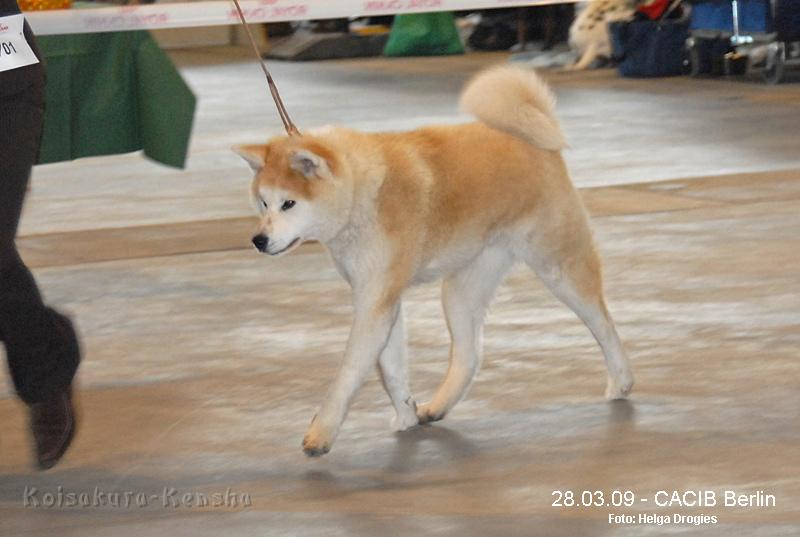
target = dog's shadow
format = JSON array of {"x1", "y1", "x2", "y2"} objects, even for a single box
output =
[
  {"x1": 303, "y1": 400, "x2": 639, "y2": 495},
  {"x1": 301, "y1": 424, "x2": 480, "y2": 496},
  {"x1": 387, "y1": 424, "x2": 480, "y2": 474},
  {"x1": 606, "y1": 399, "x2": 636, "y2": 432}
]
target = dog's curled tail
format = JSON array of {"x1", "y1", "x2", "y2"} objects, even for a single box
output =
[{"x1": 460, "y1": 66, "x2": 567, "y2": 151}]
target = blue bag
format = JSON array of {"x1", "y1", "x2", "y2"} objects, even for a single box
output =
[{"x1": 610, "y1": 18, "x2": 690, "y2": 77}]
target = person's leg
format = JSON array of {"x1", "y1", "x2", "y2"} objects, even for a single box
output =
[
  {"x1": 0, "y1": 43, "x2": 81, "y2": 469},
  {"x1": 0, "y1": 76, "x2": 80, "y2": 407}
]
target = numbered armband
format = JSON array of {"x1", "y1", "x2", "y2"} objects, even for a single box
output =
[{"x1": 0, "y1": 14, "x2": 39, "y2": 73}]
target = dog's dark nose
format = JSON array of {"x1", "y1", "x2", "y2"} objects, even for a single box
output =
[{"x1": 252, "y1": 234, "x2": 269, "y2": 252}]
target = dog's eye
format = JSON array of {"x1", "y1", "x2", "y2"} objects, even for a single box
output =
[
  {"x1": 281, "y1": 200, "x2": 296, "y2": 211},
  {"x1": 260, "y1": 199, "x2": 268, "y2": 210}
]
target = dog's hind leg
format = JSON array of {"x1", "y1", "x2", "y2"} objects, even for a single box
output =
[
  {"x1": 378, "y1": 305, "x2": 419, "y2": 431},
  {"x1": 525, "y1": 227, "x2": 633, "y2": 399},
  {"x1": 417, "y1": 249, "x2": 513, "y2": 424}
]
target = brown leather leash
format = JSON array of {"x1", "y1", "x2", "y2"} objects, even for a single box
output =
[{"x1": 230, "y1": 0, "x2": 301, "y2": 136}]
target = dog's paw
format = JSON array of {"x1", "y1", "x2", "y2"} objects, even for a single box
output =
[
  {"x1": 392, "y1": 402, "x2": 420, "y2": 432},
  {"x1": 302, "y1": 439, "x2": 330, "y2": 457},
  {"x1": 416, "y1": 402, "x2": 445, "y2": 425},
  {"x1": 605, "y1": 373, "x2": 634, "y2": 400},
  {"x1": 302, "y1": 415, "x2": 333, "y2": 457}
]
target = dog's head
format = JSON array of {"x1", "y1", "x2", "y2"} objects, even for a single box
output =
[{"x1": 234, "y1": 135, "x2": 352, "y2": 257}]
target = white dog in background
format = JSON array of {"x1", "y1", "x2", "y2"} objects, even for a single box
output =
[
  {"x1": 569, "y1": 0, "x2": 638, "y2": 69},
  {"x1": 236, "y1": 66, "x2": 634, "y2": 457}
]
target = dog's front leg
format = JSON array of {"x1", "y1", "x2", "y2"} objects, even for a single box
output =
[
  {"x1": 569, "y1": 42, "x2": 598, "y2": 70},
  {"x1": 302, "y1": 291, "x2": 400, "y2": 457}
]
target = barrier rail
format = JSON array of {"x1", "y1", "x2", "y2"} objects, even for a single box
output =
[{"x1": 27, "y1": 0, "x2": 578, "y2": 36}]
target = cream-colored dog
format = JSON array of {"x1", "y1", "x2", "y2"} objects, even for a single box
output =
[
  {"x1": 235, "y1": 66, "x2": 633, "y2": 457},
  {"x1": 569, "y1": 0, "x2": 637, "y2": 69}
]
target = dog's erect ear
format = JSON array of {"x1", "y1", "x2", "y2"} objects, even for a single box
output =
[
  {"x1": 233, "y1": 144, "x2": 268, "y2": 172},
  {"x1": 290, "y1": 149, "x2": 331, "y2": 180}
]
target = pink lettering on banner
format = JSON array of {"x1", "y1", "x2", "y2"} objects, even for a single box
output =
[
  {"x1": 146, "y1": 14, "x2": 169, "y2": 26},
  {"x1": 407, "y1": 0, "x2": 443, "y2": 8},
  {"x1": 271, "y1": 5, "x2": 308, "y2": 17},
  {"x1": 365, "y1": 0, "x2": 442, "y2": 12},
  {"x1": 228, "y1": 7, "x2": 267, "y2": 20},
  {"x1": 228, "y1": 4, "x2": 307, "y2": 20},
  {"x1": 364, "y1": 0, "x2": 403, "y2": 12},
  {"x1": 226, "y1": 0, "x2": 278, "y2": 14},
  {"x1": 84, "y1": 13, "x2": 169, "y2": 30}
]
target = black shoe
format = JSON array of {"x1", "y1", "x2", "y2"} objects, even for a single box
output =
[{"x1": 30, "y1": 387, "x2": 77, "y2": 470}]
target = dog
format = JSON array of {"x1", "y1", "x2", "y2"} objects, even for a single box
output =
[
  {"x1": 234, "y1": 66, "x2": 634, "y2": 457},
  {"x1": 568, "y1": 0, "x2": 637, "y2": 69}
]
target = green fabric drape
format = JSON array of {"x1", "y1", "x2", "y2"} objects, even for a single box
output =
[{"x1": 37, "y1": 31, "x2": 195, "y2": 168}]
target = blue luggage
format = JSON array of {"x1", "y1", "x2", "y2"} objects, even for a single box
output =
[
  {"x1": 610, "y1": 18, "x2": 690, "y2": 77},
  {"x1": 689, "y1": 0, "x2": 772, "y2": 34}
]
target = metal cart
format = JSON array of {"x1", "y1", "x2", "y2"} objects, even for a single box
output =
[{"x1": 686, "y1": 0, "x2": 800, "y2": 83}]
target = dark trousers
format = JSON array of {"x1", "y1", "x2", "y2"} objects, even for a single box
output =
[{"x1": 0, "y1": 26, "x2": 80, "y2": 405}]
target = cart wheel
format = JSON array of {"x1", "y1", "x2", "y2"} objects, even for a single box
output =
[
  {"x1": 724, "y1": 53, "x2": 748, "y2": 76},
  {"x1": 764, "y1": 42, "x2": 786, "y2": 85},
  {"x1": 689, "y1": 43, "x2": 711, "y2": 77}
]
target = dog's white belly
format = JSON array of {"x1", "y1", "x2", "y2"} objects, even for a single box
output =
[
  {"x1": 413, "y1": 263, "x2": 452, "y2": 285},
  {"x1": 413, "y1": 242, "x2": 494, "y2": 285}
]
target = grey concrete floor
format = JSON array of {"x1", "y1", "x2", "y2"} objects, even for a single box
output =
[{"x1": 2, "y1": 48, "x2": 800, "y2": 536}]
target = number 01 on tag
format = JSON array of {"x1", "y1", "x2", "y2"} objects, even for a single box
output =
[{"x1": 0, "y1": 14, "x2": 40, "y2": 73}]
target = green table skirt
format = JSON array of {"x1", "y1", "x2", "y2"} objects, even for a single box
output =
[{"x1": 37, "y1": 31, "x2": 196, "y2": 168}]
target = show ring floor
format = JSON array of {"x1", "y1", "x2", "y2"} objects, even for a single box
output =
[{"x1": 1, "y1": 51, "x2": 799, "y2": 536}]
